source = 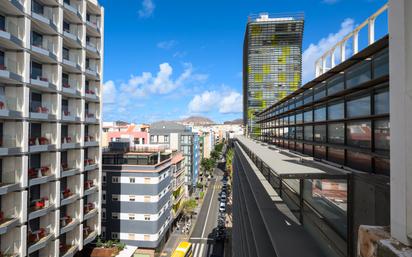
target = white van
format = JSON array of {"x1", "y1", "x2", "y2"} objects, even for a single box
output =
[{"x1": 219, "y1": 202, "x2": 226, "y2": 212}]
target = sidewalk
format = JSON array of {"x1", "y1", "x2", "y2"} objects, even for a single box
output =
[{"x1": 224, "y1": 194, "x2": 233, "y2": 257}]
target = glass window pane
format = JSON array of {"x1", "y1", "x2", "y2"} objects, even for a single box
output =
[
  {"x1": 289, "y1": 114, "x2": 295, "y2": 125},
  {"x1": 347, "y1": 151, "x2": 372, "y2": 172},
  {"x1": 304, "y1": 126, "x2": 313, "y2": 141},
  {"x1": 0, "y1": 15, "x2": 5, "y2": 31},
  {"x1": 347, "y1": 121, "x2": 372, "y2": 148},
  {"x1": 289, "y1": 126, "x2": 296, "y2": 139},
  {"x1": 328, "y1": 123, "x2": 344, "y2": 144},
  {"x1": 303, "y1": 179, "x2": 347, "y2": 238},
  {"x1": 374, "y1": 119, "x2": 390, "y2": 153},
  {"x1": 374, "y1": 90, "x2": 389, "y2": 114},
  {"x1": 314, "y1": 125, "x2": 326, "y2": 142},
  {"x1": 346, "y1": 61, "x2": 371, "y2": 88},
  {"x1": 304, "y1": 91, "x2": 313, "y2": 105},
  {"x1": 328, "y1": 147, "x2": 345, "y2": 165},
  {"x1": 375, "y1": 158, "x2": 390, "y2": 176},
  {"x1": 347, "y1": 96, "x2": 370, "y2": 118},
  {"x1": 314, "y1": 85, "x2": 326, "y2": 101},
  {"x1": 296, "y1": 113, "x2": 303, "y2": 124},
  {"x1": 304, "y1": 144, "x2": 313, "y2": 155},
  {"x1": 327, "y1": 75, "x2": 344, "y2": 95},
  {"x1": 314, "y1": 106, "x2": 326, "y2": 121},
  {"x1": 296, "y1": 126, "x2": 303, "y2": 140},
  {"x1": 328, "y1": 102, "x2": 344, "y2": 120},
  {"x1": 296, "y1": 142, "x2": 303, "y2": 152},
  {"x1": 314, "y1": 145, "x2": 326, "y2": 159},
  {"x1": 304, "y1": 110, "x2": 313, "y2": 123},
  {"x1": 373, "y1": 49, "x2": 389, "y2": 78}
]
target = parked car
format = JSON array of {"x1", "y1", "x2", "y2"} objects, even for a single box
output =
[{"x1": 219, "y1": 202, "x2": 226, "y2": 212}]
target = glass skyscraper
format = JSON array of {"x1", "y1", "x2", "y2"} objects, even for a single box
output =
[{"x1": 243, "y1": 13, "x2": 304, "y2": 138}]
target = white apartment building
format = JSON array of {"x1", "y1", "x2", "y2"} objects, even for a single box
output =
[{"x1": 0, "y1": 0, "x2": 103, "y2": 256}]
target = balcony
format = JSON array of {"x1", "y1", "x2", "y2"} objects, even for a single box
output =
[
  {"x1": 83, "y1": 226, "x2": 97, "y2": 245},
  {"x1": 85, "y1": 89, "x2": 98, "y2": 101},
  {"x1": 28, "y1": 196, "x2": 54, "y2": 220},
  {"x1": 0, "y1": 17, "x2": 24, "y2": 50},
  {"x1": 30, "y1": 100, "x2": 57, "y2": 120},
  {"x1": 61, "y1": 162, "x2": 79, "y2": 178},
  {"x1": 31, "y1": 7, "x2": 58, "y2": 34},
  {"x1": 62, "y1": 54, "x2": 82, "y2": 74},
  {"x1": 60, "y1": 215, "x2": 79, "y2": 235},
  {"x1": 61, "y1": 135, "x2": 77, "y2": 149},
  {"x1": 31, "y1": 39, "x2": 58, "y2": 63},
  {"x1": 85, "y1": 41, "x2": 100, "y2": 59},
  {"x1": 30, "y1": 73, "x2": 58, "y2": 92},
  {"x1": 60, "y1": 243, "x2": 78, "y2": 257},
  {"x1": 0, "y1": 0, "x2": 24, "y2": 15},
  {"x1": 62, "y1": 79, "x2": 81, "y2": 98},
  {"x1": 62, "y1": 109, "x2": 81, "y2": 123},
  {"x1": 0, "y1": 55, "x2": 23, "y2": 84},
  {"x1": 29, "y1": 135, "x2": 55, "y2": 152},
  {"x1": 83, "y1": 202, "x2": 97, "y2": 220},
  {"x1": 83, "y1": 179, "x2": 97, "y2": 196},
  {"x1": 60, "y1": 188, "x2": 79, "y2": 206},
  {"x1": 63, "y1": 1, "x2": 82, "y2": 23},
  {"x1": 0, "y1": 96, "x2": 24, "y2": 119},
  {"x1": 84, "y1": 135, "x2": 98, "y2": 147},
  {"x1": 86, "y1": 16, "x2": 101, "y2": 37},
  {"x1": 28, "y1": 166, "x2": 54, "y2": 186},
  {"x1": 63, "y1": 27, "x2": 81, "y2": 48},
  {"x1": 0, "y1": 209, "x2": 19, "y2": 236},
  {"x1": 0, "y1": 133, "x2": 22, "y2": 156},
  {"x1": 27, "y1": 227, "x2": 53, "y2": 254},
  {"x1": 85, "y1": 112, "x2": 98, "y2": 123},
  {"x1": 84, "y1": 158, "x2": 98, "y2": 172},
  {"x1": 85, "y1": 66, "x2": 99, "y2": 80},
  {"x1": 0, "y1": 226, "x2": 21, "y2": 256}
]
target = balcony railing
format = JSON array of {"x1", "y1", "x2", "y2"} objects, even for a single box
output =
[
  {"x1": 29, "y1": 196, "x2": 50, "y2": 213},
  {"x1": 1, "y1": 19, "x2": 24, "y2": 41},
  {"x1": 29, "y1": 136, "x2": 50, "y2": 146},
  {"x1": 61, "y1": 188, "x2": 74, "y2": 200},
  {"x1": 84, "y1": 202, "x2": 95, "y2": 214},
  {"x1": 0, "y1": 56, "x2": 23, "y2": 75},
  {"x1": 28, "y1": 166, "x2": 50, "y2": 179}
]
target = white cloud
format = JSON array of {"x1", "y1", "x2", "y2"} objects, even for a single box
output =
[
  {"x1": 138, "y1": 0, "x2": 155, "y2": 18},
  {"x1": 188, "y1": 90, "x2": 243, "y2": 114},
  {"x1": 103, "y1": 80, "x2": 117, "y2": 104},
  {"x1": 157, "y1": 40, "x2": 178, "y2": 50},
  {"x1": 302, "y1": 18, "x2": 355, "y2": 83},
  {"x1": 120, "y1": 62, "x2": 207, "y2": 97},
  {"x1": 219, "y1": 92, "x2": 242, "y2": 113}
]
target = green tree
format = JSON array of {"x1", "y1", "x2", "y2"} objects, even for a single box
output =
[
  {"x1": 201, "y1": 158, "x2": 216, "y2": 175},
  {"x1": 182, "y1": 199, "x2": 198, "y2": 215}
]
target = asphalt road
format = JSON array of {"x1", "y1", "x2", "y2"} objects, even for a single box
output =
[{"x1": 189, "y1": 166, "x2": 225, "y2": 257}]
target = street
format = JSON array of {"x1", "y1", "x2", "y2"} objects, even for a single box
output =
[{"x1": 189, "y1": 165, "x2": 225, "y2": 257}]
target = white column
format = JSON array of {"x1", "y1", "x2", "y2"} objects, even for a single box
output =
[{"x1": 389, "y1": 0, "x2": 412, "y2": 246}]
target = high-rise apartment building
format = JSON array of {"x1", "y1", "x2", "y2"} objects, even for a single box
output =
[
  {"x1": 0, "y1": 0, "x2": 104, "y2": 256},
  {"x1": 149, "y1": 121, "x2": 200, "y2": 193},
  {"x1": 102, "y1": 142, "x2": 173, "y2": 252},
  {"x1": 243, "y1": 13, "x2": 304, "y2": 138}
]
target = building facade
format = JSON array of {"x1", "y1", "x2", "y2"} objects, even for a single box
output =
[
  {"x1": 0, "y1": 0, "x2": 104, "y2": 256},
  {"x1": 149, "y1": 121, "x2": 200, "y2": 192},
  {"x1": 102, "y1": 142, "x2": 172, "y2": 250},
  {"x1": 234, "y1": 7, "x2": 392, "y2": 256},
  {"x1": 243, "y1": 13, "x2": 304, "y2": 138},
  {"x1": 102, "y1": 122, "x2": 149, "y2": 148}
]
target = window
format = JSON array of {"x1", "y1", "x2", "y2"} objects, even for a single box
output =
[
  {"x1": 164, "y1": 135, "x2": 169, "y2": 142},
  {"x1": 144, "y1": 215, "x2": 150, "y2": 221},
  {"x1": 32, "y1": 0, "x2": 44, "y2": 14},
  {"x1": 111, "y1": 233, "x2": 119, "y2": 239},
  {"x1": 296, "y1": 113, "x2": 303, "y2": 124},
  {"x1": 304, "y1": 110, "x2": 313, "y2": 123},
  {"x1": 62, "y1": 73, "x2": 69, "y2": 86},
  {"x1": 327, "y1": 148, "x2": 345, "y2": 165},
  {"x1": 346, "y1": 61, "x2": 371, "y2": 88},
  {"x1": 31, "y1": 31, "x2": 43, "y2": 47},
  {"x1": 375, "y1": 158, "x2": 390, "y2": 175},
  {"x1": 347, "y1": 96, "x2": 370, "y2": 118},
  {"x1": 112, "y1": 177, "x2": 119, "y2": 183},
  {"x1": 150, "y1": 135, "x2": 156, "y2": 142},
  {"x1": 63, "y1": 21, "x2": 70, "y2": 33},
  {"x1": 328, "y1": 123, "x2": 344, "y2": 144},
  {"x1": 129, "y1": 195, "x2": 135, "y2": 202},
  {"x1": 63, "y1": 47, "x2": 69, "y2": 60},
  {"x1": 314, "y1": 145, "x2": 326, "y2": 159},
  {"x1": 374, "y1": 119, "x2": 390, "y2": 153},
  {"x1": 129, "y1": 177, "x2": 135, "y2": 183},
  {"x1": 102, "y1": 208, "x2": 106, "y2": 219},
  {"x1": 374, "y1": 90, "x2": 389, "y2": 114},
  {"x1": 296, "y1": 126, "x2": 303, "y2": 140},
  {"x1": 289, "y1": 114, "x2": 295, "y2": 125},
  {"x1": 111, "y1": 213, "x2": 119, "y2": 219},
  {"x1": 0, "y1": 15, "x2": 5, "y2": 31},
  {"x1": 31, "y1": 61, "x2": 42, "y2": 79},
  {"x1": 304, "y1": 126, "x2": 313, "y2": 141},
  {"x1": 373, "y1": 49, "x2": 389, "y2": 78},
  {"x1": 314, "y1": 84, "x2": 326, "y2": 101},
  {"x1": 314, "y1": 107, "x2": 326, "y2": 121},
  {"x1": 327, "y1": 75, "x2": 344, "y2": 95},
  {"x1": 128, "y1": 214, "x2": 135, "y2": 220},
  {"x1": 328, "y1": 101, "x2": 344, "y2": 120},
  {"x1": 112, "y1": 195, "x2": 119, "y2": 201},
  {"x1": 347, "y1": 121, "x2": 372, "y2": 148},
  {"x1": 347, "y1": 151, "x2": 372, "y2": 172},
  {"x1": 0, "y1": 51, "x2": 4, "y2": 67},
  {"x1": 314, "y1": 125, "x2": 326, "y2": 142}
]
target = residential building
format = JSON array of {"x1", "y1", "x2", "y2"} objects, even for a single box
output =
[
  {"x1": 102, "y1": 142, "x2": 172, "y2": 252},
  {"x1": 0, "y1": 0, "x2": 104, "y2": 256},
  {"x1": 149, "y1": 121, "x2": 200, "y2": 192},
  {"x1": 102, "y1": 122, "x2": 149, "y2": 147},
  {"x1": 233, "y1": 3, "x2": 412, "y2": 257},
  {"x1": 243, "y1": 13, "x2": 304, "y2": 138},
  {"x1": 170, "y1": 152, "x2": 185, "y2": 222}
]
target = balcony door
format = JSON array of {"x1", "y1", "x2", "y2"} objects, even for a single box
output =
[
  {"x1": 0, "y1": 51, "x2": 4, "y2": 67},
  {"x1": 31, "y1": 31, "x2": 43, "y2": 47},
  {"x1": 32, "y1": 0, "x2": 44, "y2": 15},
  {"x1": 31, "y1": 62, "x2": 42, "y2": 80},
  {"x1": 0, "y1": 15, "x2": 5, "y2": 31}
]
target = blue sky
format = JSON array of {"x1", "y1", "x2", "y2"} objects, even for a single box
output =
[{"x1": 100, "y1": 0, "x2": 388, "y2": 124}]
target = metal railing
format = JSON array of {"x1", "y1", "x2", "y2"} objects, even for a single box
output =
[{"x1": 315, "y1": 3, "x2": 388, "y2": 77}]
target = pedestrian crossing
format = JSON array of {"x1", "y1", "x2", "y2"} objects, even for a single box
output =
[{"x1": 191, "y1": 242, "x2": 213, "y2": 257}]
